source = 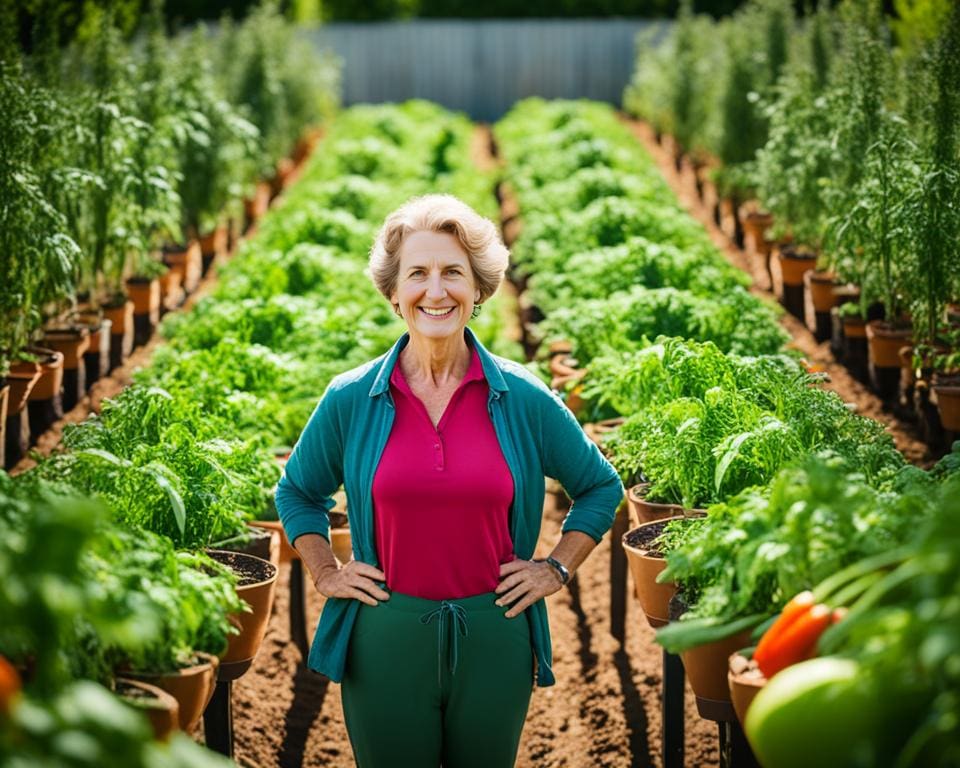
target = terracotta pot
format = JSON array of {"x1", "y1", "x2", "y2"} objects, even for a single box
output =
[
  {"x1": 42, "y1": 327, "x2": 91, "y2": 371},
  {"x1": 841, "y1": 314, "x2": 867, "y2": 339},
  {"x1": 103, "y1": 300, "x2": 134, "y2": 337},
  {"x1": 728, "y1": 652, "x2": 766, "y2": 726},
  {"x1": 115, "y1": 677, "x2": 180, "y2": 741},
  {"x1": 244, "y1": 181, "x2": 272, "y2": 223},
  {"x1": 933, "y1": 383, "x2": 960, "y2": 431},
  {"x1": 250, "y1": 519, "x2": 298, "y2": 564},
  {"x1": 211, "y1": 525, "x2": 278, "y2": 568},
  {"x1": 742, "y1": 210, "x2": 773, "y2": 252},
  {"x1": 198, "y1": 224, "x2": 228, "y2": 260},
  {"x1": 547, "y1": 339, "x2": 574, "y2": 359},
  {"x1": 126, "y1": 277, "x2": 161, "y2": 321},
  {"x1": 159, "y1": 267, "x2": 184, "y2": 311},
  {"x1": 126, "y1": 651, "x2": 218, "y2": 731},
  {"x1": 549, "y1": 355, "x2": 581, "y2": 379},
  {"x1": 805, "y1": 271, "x2": 838, "y2": 312},
  {"x1": 6, "y1": 359, "x2": 42, "y2": 415},
  {"x1": 622, "y1": 517, "x2": 687, "y2": 628},
  {"x1": 680, "y1": 628, "x2": 755, "y2": 706},
  {"x1": 866, "y1": 320, "x2": 913, "y2": 369},
  {"x1": 163, "y1": 242, "x2": 202, "y2": 294},
  {"x1": 0, "y1": 383, "x2": 8, "y2": 466},
  {"x1": 103, "y1": 300, "x2": 135, "y2": 367},
  {"x1": 273, "y1": 157, "x2": 296, "y2": 194},
  {"x1": 551, "y1": 372, "x2": 585, "y2": 414},
  {"x1": 26, "y1": 347, "x2": 64, "y2": 402},
  {"x1": 626, "y1": 483, "x2": 687, "y2": 525},
  {"x1": 777, "y1": 248, "x2": 817, "y2": 288},
  {"x1": 205, "y1": 550, "x2": 278, "y2": 666}
]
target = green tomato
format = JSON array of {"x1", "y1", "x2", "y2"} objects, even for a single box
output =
[{"x1": 745, "y1": 657, "x2": 882, "y2": 768}]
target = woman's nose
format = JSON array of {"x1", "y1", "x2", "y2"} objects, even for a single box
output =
[{"x1": 425, "y1": 272, "x2": 445, "y2": 298}]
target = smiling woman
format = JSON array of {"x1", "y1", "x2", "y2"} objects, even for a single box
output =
[{"x1": 274, "y1": 192, "x2": 623, "y2": 768}]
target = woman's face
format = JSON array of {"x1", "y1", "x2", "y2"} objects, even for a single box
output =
[{"x1": 391, "y1": 230, "x2": 479, "y2": 344}]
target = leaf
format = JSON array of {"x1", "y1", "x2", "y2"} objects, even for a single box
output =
[{"x1": 142, "y1": 465, "x2": 187, "y2": 537}]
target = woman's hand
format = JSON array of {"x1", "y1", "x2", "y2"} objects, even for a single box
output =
[
  {"x1": 313, "y1": 561, "x2": 391, "y2": 606},
  {"x1": 495, "y1": 558, "x2": 564, "y2": 618}
]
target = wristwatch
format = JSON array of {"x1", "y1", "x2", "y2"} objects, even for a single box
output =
[{"x1": 543, "y1": 555, "x2": 570, "y2": 585}]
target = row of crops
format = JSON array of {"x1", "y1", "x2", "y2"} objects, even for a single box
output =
[
  {"x1": 1, "y1": 1, "x2": 338, "y2": 468},
  {"x1": 625, "y1": 0, "x2": 960, "y2": 442},
  {"x1": 495, "y1": 98, "x2": 960, "y2": 766},
  {"x1": 0, "y1": 100, "x2": 523, "y2": 764}
]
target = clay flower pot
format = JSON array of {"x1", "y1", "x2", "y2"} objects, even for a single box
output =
[
  {"x1": 115, "y1": 677, "x2": 180, "y2": 741},
  {"x1": 159, "y1": 267, "x2": 184, "y2": 312},
  {"x1": 0, "y1": 383, "x2": 8, "y2": 468},
  {"x1": 728, "y1": 652, "x2": 767, "y2": 726},
  {"x1": 622, "y1": 516, "x2": 684, "y2": 628},
  {"x1": 103, "y1": 300, "x2": 135, "y2": 370},
  {"x1": 163, "y1": 241, "x2": 202, "y2": 294},
  {"x1": 199, "y1": 224, "x2": 228, "y2": 261},
  {"x1": 212, "y1": 525, "x2": 280, "y2": 570},
  {"x1": 251, "y1": 519, "x2": 297, "y2": 564},
  {"x1": 865, "y1": 320, "x2": 913, "y2": 369},
  {"x1": 26, "y1": 347, "x2": 64, "y2": 403},
  {"x1": 126, "y1": 277, "x2": 161, "y2": 322},
  {"x1": 6, "y1": 359, "x2": 41, "y2": 416},
  {"x1": 126, "y1": 651, "x2": 218, "y2": 731},
  {"x1": 41, "y1": 326, "x2": 91, "y2": 412},
  {"x1": 205, "y1": 550, "x2": 278, "y2": 667},
  {"x1": 777, "y1": 246, "x2": 817, "y2": 321},
  {"x1": 933, "y1": 377, "x2": 960, "y2": 432},
  {"x1": 680, "y1": 628, "x2": 755, "y2": 714},
  {"x1": 244, "y1": 181, "x2": 272, "y2": 224},
  {"x1": 626, "y1": 483, "x2": 687, "y2": 525},
  {"x1": 742, "y1": 210, "x2": 773, "y2": 254}
]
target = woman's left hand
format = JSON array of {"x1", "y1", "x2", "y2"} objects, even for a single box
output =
[{"x1": 495, "y1": 558, "x2": 564, "y2": 618}]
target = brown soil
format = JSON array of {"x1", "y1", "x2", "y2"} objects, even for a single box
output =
[
  {"x1": 623, "y1": 521, "x2": 672, "y2": 557},
  {"x1": 207, "y1": 550, "x2": 278, "y2": 587}
]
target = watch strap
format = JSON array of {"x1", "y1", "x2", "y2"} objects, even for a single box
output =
[{"x1": 544, "y1": 555, "x2": 570, "y2": 585}]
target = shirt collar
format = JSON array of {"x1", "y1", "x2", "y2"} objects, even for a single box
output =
[{"x1": 368, "y1": 327, "x2": 508, "y2": 398}]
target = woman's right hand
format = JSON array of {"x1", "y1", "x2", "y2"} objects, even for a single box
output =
[{"x1": 313, "y1": 561, "x2": 391, "y2": 606}]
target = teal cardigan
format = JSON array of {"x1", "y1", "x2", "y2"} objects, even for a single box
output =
[{"x1": 275, "y1": 327, "x2": 624, "y2": 687}]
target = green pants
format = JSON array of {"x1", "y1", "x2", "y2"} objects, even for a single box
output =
[{"x1": 341, "y1": 590, "x2": 534, "y2": 768}]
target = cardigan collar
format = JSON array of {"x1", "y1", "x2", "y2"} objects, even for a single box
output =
[{"x1": 368, "y1": 326, "x2": 509, "y2": 398}]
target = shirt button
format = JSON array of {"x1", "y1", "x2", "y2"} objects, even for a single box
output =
[{"x1": 434, "y1": 443, "x2": 440, "y2": 450}]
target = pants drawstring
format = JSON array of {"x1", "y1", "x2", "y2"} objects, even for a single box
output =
[{"x1": 419, "y1": 601, "x2": 469, "y2": 687}]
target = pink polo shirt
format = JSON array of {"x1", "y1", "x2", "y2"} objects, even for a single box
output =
[{"x1": 371, "y1": 343, "x2": 516, "y2": 600}]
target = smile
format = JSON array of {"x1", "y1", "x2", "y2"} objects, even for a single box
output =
[{"x1": 419, "y1": 306, "x2": 456, "y2": 318}]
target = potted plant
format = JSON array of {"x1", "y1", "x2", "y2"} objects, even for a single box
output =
[
  {"x1": 622, "y1": 515, "x2": 693, "y2": 628},
  {"x1": 170, "y1": 29, "x2": 259, "y2": 280},
  {"x1": 204, "y1": 550, "x2": 278, "y2": 671},
  {"x1": 114, "y1": 677, "x2": 180, "y2": 741},
  {"x1": 40, "y1": 322, "x2": 90, "y2": 412},
  {"x1": 0, "y1": 61, "x2": 82, "y2": 465},
  {"x1": 900, "y1": 6, "x2": 960, "y2": 434}
]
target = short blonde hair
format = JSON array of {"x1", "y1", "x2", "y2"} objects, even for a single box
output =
[{"x1": 369, "y1": 194, "x2": 509, "y2": 303}]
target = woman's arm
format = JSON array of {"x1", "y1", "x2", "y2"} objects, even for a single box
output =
[
  {"x1": 298, "y1": 533, "x2": 390, "y2": 606},
  {"x1": 495, "y1": 530, "x2": 597, "y2": 618}
]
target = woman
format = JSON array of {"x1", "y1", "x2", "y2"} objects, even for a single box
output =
[{"x1": 276, "y1": 194, "x2": 623, "y2": 767}]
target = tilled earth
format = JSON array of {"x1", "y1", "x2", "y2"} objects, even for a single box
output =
[{"x1": 223, "y1": 500, "x2": 719, "y2": 767}]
